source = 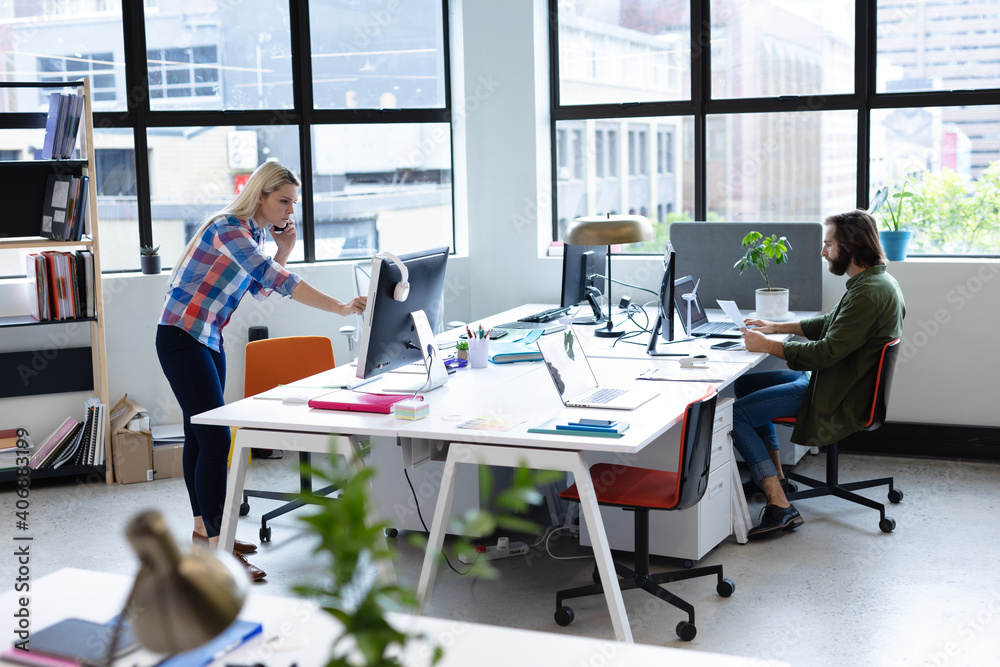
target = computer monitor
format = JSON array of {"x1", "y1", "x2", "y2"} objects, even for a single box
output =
[
  {"x1": 646, "y1": 242, "x2": 680, "y2": 356},
  {"x1": 356, "y1": 246, "x2": 450, "y2": 392},
  {"x1": 561, "y1": 244, "x2": 607, "y2": 325}
]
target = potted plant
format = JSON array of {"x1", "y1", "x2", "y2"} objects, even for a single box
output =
[
  {"x1": 869, "y1": 180, "x2": 917, "y2": 261},
  {"x1": 455, "y1": 340, "x2": 469, "y2": 361},
  {"x1": 139, "y1": 245, "x2": 161, "y2": 275},
  {"x1": 734, "y1": 231, "x2": 792, "y2": 320}
]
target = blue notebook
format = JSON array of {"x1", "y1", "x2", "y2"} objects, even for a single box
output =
[{"x1": 158, "y1": 619, "x2": 262, "y2": 667}]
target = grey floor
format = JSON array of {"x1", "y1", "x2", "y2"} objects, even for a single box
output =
[{"x1": 4, "y1": 450, "x2": 999, "y2": 667}]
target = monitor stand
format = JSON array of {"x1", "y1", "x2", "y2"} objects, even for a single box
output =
[
  {"x1": 381, "y1": 309, "x2": 450, "y2": 394},
  {"x1": 572, "y1": 287, "x2": 607, "y2": 326},
  {"x1": 646, "y1": 312, "x2": 689, "y2": 357}
]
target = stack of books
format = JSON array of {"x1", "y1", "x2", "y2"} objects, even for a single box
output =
[
  {"x1": 40, "y1": 91, "x2": 84, "y2": 160},
  {"x1": 528, "y1": 418, "x2": 631, "y2": 438},
  {"x1": 27, "y1": 398, "x2": 106, "y2": 471},
  {"x1": 26, "y1": 250, "x2": 95, "y2": 321},
  {"x1": 0, "y1": 428, "x2": 32, "y2": 472}
]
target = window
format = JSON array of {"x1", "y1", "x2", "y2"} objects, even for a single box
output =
[
  {"x1": 38, "y1": 52, "x2": 117, "y2": 102},
  {"x1": 552, "y1": 0, "x2": 1000, "y2": 255},
  {"x1": 0, "y1": 0, "x2": 453, "y2": 275}
]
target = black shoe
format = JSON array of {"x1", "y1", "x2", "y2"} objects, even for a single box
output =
[
  {"x1": 251, "y1": 448, "x2": 283, "y2": 459},
  {"x1": 742, "y1": 477, "x2": 796, "y2": 500},
  {"x1": 748, "y1": 503, "x2": 804, "y2": 539}
]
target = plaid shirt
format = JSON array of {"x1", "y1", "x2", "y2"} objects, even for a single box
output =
[{"x1": 158, "y1": 215, "x2": 301, "y2": 351}]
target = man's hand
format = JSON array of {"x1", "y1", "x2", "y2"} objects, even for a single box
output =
[
  {"x1": 743, "y1": 328, "x2": 785, "y2": 359},
  {"x1": 743, "y1": 317, "x2": 780, "y2": 334},
  {"x1": 341, "y1": 295, "x2": 366, "y2": 316}
]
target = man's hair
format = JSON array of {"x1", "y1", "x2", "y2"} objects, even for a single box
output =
[{"x1": 824, "y1": 210, "x2": 887, "y2": 269}]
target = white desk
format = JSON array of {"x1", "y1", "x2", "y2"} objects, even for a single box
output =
[
  {"x1": 0, "y1": 568, "x2": 787, "y2": 667},
  {"x1": 194, "y1": 304, "x2": 794, "y2": 643}
]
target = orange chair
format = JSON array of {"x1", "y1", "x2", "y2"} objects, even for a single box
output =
[
  {"x1": 554, "y1": 391, "x2": 734, "y2": 642},
  {"x1": 774, "y1": 338, "x2": 904, "y2": 533},
  {"x1": 239, "y1": 335, "x2": 337, "y2": 542}
]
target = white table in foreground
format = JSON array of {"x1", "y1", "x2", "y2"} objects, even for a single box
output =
[{"x1": 0, "y1": 568, "x2": 788, "y2": 667}]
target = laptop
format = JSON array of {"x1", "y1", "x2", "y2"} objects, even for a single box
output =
[
  {"x1": 673, "y1": 275, "x2": 742, "y2": 338},
  {"x1": 535, "y1": 328, "x2": 659, "y2": 410}
]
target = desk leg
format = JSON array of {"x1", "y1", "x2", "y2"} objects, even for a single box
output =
[
  {"x1": 415, "y1": 455, "x2": 459, "y2": 613},
  {"x1": 415, "y1": 443, "x2": 633, "y2": 644},
  {"x1": 219, "y1": 428, "x2": 252, "y2": 553}
]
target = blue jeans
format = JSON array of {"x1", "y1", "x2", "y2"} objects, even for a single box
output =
[
  {"x1": 155, "y1": 325, "x2": 231, "y2": 537},
  {"x1": 731, "y1": 370, "x2": 809, "y2": 485}
]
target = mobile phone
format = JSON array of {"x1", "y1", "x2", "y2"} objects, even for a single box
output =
[
  {"x1": 572, "y1": 419, "x2": 616, "y2": 427},
  {"x1": 711, "y1": 340, "x2": 742, "y2": 350}
]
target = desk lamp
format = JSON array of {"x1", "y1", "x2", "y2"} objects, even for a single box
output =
[
  {"x1": 104, "y1": 510, "x2": 248, "y2": 665},
  {"x1": 565, "y1": 213, "x2": 654, "y2": 338}
]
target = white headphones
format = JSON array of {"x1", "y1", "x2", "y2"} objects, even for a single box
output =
[{"x1": 379, "y1": 251, "x2": 409, "y2": 302}]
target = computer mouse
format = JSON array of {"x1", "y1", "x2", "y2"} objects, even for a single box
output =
[{"x1": 281, "y1": 395, "x2": 310, "y2": 405}]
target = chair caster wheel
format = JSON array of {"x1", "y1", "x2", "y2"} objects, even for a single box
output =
[
  {"x1": 260, "y1": 525, "x2": 272, "y2": 542},
  {"x1": 554, "y1": 606, "x2": 575, "y2": 627},
  {"x1": 676, "y1": 620, "x2": 697, "y2": 641},
  {"x1": 888, "y1": 488, "x2": 903, "y2": 503},
  {"x1": 239, "y1": 502, "x2": 250, "y2": 516},
  {"x1": 879, "y1": 517, "x2": 896, "y2": 533},
  {"x1": 592, "y1": 568, "x2": 601, "y2": 585},
  {"x1": 682, "y1": 559, "x2": 694, "y2": 569},
  {"x1": 717, "y1": 578, "x2": 735, "y2": 597},
  {"x1": 385, "y1": 528, "x2": 398, "y2": 538},
  {"x1": 784, "y1": 481, "x2": 797, "y2": 493}
]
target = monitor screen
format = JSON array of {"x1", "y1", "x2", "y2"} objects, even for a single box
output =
[
  {"x1": 673, "y1": 274, "x2": 710, "y2": 331},
  {"x1": 647, "y1": 245, "x2": 676, "y2": 355},
  {"x1": 356, "y1": 247, "x2": 450, "y2": 382},
  {"x1": 560, "y1": 244, "x2": 606, "y2": 308}
]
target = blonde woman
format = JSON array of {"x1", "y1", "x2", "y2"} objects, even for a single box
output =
[{"x1": 155, "y1": 160, "x2": 364, "y2": 580}]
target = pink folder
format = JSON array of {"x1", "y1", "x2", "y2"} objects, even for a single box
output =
[{"x1": 307, "y1": 391, "x2": 421, "y2": 414}]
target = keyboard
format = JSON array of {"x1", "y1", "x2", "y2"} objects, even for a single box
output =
[
  {"x1": 693, "y1": 321, "x2": 740, "y2": 335},
  {"x1": 581, "y1": 387, "x2": 627, "y2": 405},
  {"x1": 518, "y1": 306, "x2": 571, "y2": 323}
]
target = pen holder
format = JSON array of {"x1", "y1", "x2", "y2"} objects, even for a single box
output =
[{"x1": 468, "y1": 338, "x2": 489, "y2": 368}]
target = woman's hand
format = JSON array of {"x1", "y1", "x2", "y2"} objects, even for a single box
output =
[
  {"x1": 341, "y1": 295, "x2": 367, "y2": 316},
  {"x1": 272, "y1": 219, "x2": 297, "y2": 254}
]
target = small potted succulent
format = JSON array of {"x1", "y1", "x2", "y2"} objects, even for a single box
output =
[
  {"x1": 139, "y1": 245, "x2": 161, "y2": 275},
  {"x1": 455, "y1": 340, "x2": 469, "y2": 361},
  {"x1": 734, "y1": 231, "x2": 792, "y2": 320}
]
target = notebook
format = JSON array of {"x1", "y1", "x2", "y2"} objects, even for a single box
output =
[
  {"x1": 535, "y1": 329, "x2": 658, "y2": 410},
  {"x1": 673, "y1": 275, "x2": 742, "y2": 338},
  {"x1": 308, "y1": 391, "x2": 419, "y2": 414}
]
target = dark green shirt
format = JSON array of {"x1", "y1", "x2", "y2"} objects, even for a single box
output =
[{"x1": 782, "y1": 265, "x2": 905, "y2": 447}]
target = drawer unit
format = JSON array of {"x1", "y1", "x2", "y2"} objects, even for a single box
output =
[{"x1": 579, "y1": 398, "x2": 735, "y2": 561}]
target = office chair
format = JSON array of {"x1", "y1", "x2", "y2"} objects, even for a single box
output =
[
  {"x1": 774, "y1": 338, "x2": 903, "y2": 533},
  {"x1": 554, "y1": 391, "x2": 735, "y2": 642},
  {"x1": 238, "y1": 335, "x2": 339, "y2": 542}
]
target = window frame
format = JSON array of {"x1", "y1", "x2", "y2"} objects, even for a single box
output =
[
  {"x1": 29, "y1": 1, "x2": 454, "y2": 267},
  {"x1": 549, "y1": 0, "x2": 1000, "y2": 257}
]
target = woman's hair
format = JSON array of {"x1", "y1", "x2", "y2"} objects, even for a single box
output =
[
  {"x1": 168, "y1": 160, "x2": 301, "y2": 283},
  {"x1": 824, "y1": 210, "x2": 887, "y2": 269}
]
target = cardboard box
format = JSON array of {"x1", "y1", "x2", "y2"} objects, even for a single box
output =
[
  {"x1": 152, "y1": 443, "x2": 184, "y2": 480},
  {"x1": 110, "y1": 394, "x2": 153, "y2": 484}
]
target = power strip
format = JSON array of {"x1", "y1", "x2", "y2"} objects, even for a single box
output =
[{"x1": 458, "y1": 540, "x2": 529, "y2": 564}]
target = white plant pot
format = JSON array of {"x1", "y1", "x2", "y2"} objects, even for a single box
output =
[{"x1": 755, "y1": 288, "x2": 789, "y2": 320}]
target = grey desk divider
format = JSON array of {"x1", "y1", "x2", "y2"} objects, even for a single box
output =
[{"x1": 669, "y1": 221, "x2": 824, "y2": 312}]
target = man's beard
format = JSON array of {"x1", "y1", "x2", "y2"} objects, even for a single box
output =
[{"x1": 826, "y1": 253, "x2": 851, "y2": 276}]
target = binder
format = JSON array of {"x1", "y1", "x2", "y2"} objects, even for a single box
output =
[
  {"x1": 26, "y1": 254, "x2": 49, "y2": 321},
  {"x1": 307, "y1": 390, "x2": 417, "y2": 414},
  {"x1": 40, "y1": 93, "x2": 62, "y2": 160},
  {"x1": 40, "y1": 174, "x2": 73, "y2": 241}
]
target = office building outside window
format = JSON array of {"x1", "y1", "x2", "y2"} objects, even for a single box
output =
[
  {"x1": 0, "y1": 0, "x2": 453, "y2": 277},
  {"x1": 552, "y1": 0, "x2": 1000, "y2": 256}
]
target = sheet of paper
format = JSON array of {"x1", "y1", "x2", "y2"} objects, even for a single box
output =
[{"x1": 716, "y1": 299, "x2": 747, "y2": 330}]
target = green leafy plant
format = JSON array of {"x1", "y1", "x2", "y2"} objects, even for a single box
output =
[
  {"x1": 870, "y1": 178, "x2": 919, "y2": 232},
  {"x1": 733, "y1": 231, "x2": 792, "y2": 292},
  {"x1": 139, "y1": 244, "x2": 160, "y2": 256},
  {"x1": 454, "y1": 340, "x2": 468, "y2": 351},
  {"x1": 295, "y1": 450, "x2": 559, "y2": 667}
]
